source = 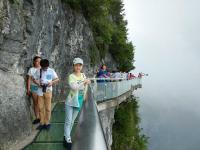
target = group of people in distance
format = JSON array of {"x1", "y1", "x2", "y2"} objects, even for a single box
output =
[
  {"x1": 96, "y1": 64, "x2": 145, "y2": 80},
  {"x1": 27, "y1": 56, "x2": 90, "y2": 145}
]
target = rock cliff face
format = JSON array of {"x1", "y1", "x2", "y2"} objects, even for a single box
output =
[
  {"x1": 99, "y1": 108, "x2": 116, "y2": 150},
  {"x1": 0, "y1": 0, "x2": 118, "y2": 149}
]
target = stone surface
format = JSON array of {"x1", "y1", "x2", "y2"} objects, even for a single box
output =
[
  {"x1": 99, "y1": 107, "x2": 116, "y2": 150},
  {"x1": 0, "y1": 70, "x2": 32, "y2": 150},
  {"x1": 0, "y1": 0, "x2": 118, "y2": 149}
]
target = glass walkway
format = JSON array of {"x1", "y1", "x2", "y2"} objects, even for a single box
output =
[{"x1": 23, "y1": 78, "x2": 142, "y2": 150}]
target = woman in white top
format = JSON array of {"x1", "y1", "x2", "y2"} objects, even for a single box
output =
[
  {"x1": 27, "y1": 56, "x2": 41, "y2": 124},
  {"x1": 64, "y1": 58, "x2": 90, "y2": 144}
]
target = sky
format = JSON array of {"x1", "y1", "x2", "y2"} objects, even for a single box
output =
[
  {"x1": 123, "y1": 0, "x2": 200, "y2": 104},
  {"x1": 124, "y1": 0, "x2": 200, "y2": 75},
  {"x1": 123, "y1": 0, "x2": 200, "y2": 107},
  {"x1": 123, "y1": 0, "x2": 200, "y2": 149}
]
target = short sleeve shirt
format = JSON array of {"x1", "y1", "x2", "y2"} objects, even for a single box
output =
[
  {"x1": 27, "y1": 67, "x2": 39, "y2": 86},
  {"x1": 33, "y1": 68, "x2": 58, "y2": 96}
]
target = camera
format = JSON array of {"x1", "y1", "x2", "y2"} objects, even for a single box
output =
[{"x1": 41, "y1": 84, "x2": 48, "y2": 93}]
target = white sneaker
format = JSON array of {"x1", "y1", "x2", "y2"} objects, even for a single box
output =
[{"x1": 67, "y1": 138, "x2": 72, "y2": 143}]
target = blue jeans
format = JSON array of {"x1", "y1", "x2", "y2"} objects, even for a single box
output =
[
  {"x1": 64, "y1": 104, "x2": 79, "y2": 139},
  {"x1": 64, "y1": 94, "x2": 84, "y2": 140}
]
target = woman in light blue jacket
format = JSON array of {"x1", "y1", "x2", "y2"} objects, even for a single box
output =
[{"x1": 64, "y1": 58, "x2": 90, "y2": 144}]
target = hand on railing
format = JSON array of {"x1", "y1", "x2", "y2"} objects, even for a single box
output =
[
  {"x1": 84, "y1": 79, "x2": 91, "y2": 85},
  {"x1": 83, "y1": 79, "x2": 91, "y2": 101}
]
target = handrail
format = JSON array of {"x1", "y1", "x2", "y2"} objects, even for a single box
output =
[
  {"x1": 72, "y1": 86, "x2": 108, "y2": 150},
  {"x1": 88, "y1": 77, "x2": 137, "y2": 81},
  {"x1": 72, "y1": 78, "x2": 142, "y2": 150}
]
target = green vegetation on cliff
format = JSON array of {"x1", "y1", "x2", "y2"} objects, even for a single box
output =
[
  {"x1": 112, "y1": 96, "x2": 148, "y2": 150},
  {"x1": 63, "y1": 0, "x2": 135, "y2": 71}
]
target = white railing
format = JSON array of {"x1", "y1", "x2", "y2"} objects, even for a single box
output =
[{"x1": 89, "y1": 77, "x2": 142, "y2": 102}]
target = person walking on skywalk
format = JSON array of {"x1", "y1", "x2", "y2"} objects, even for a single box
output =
[
  {"x1": 64, "y1": 58, "x2": 90, "y2": 144},
  {"x1": 33, "y1": 59, "x2": 59, "y2": 130}
]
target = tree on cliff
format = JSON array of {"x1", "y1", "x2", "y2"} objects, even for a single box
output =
[{"x1": 64, "y1": 0, "x2": 135, "y2": 71}]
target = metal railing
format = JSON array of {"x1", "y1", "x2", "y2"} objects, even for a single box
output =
[
  {"x1": 72, "y1": 86, "x2": 108, "y2": 150},
  {"x1": 72, "y1": 78, "x2": 142, "y2": 150}
]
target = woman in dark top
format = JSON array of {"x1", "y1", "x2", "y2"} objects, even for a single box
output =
[{"x1": 97, "y1": 64, "x2": 110, "y2": 79}]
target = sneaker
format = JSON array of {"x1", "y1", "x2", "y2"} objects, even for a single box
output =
[
  {"x1": 66, "y1": 138, "x2": 72, "y2": 143},
  {"x1": 63, "y1": 138, "x2": 72, "y2": 149},
  {"x1": 32, "y1": 119, "x2": 40, "y2": 124},
  {"x1": 44, "y1": 124, "x2": 51, "y2": 130},
  {"x1": 36, "y1": 124, "x2": 45, "y2": 130}
]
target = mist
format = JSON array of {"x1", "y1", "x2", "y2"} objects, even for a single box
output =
[{"x1": 124, "y1": 0, "x2": 200, "y2": 149}]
